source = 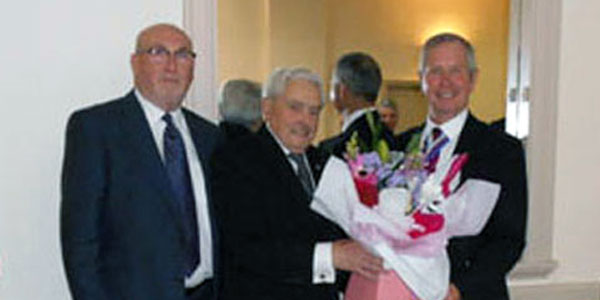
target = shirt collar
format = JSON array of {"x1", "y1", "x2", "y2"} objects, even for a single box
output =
[
  {"x1": 342, "y1": 107, "x2": 376, "y2": 132},
  {"x1": 423, "y1": 109, "x2": 468, "y2": 141},
  {"x1": 135, "y1": 89, "x2": 185, "y2": 127},
  {"x1": 266, "y1": 124, "x2": 293, "y2": 156}
]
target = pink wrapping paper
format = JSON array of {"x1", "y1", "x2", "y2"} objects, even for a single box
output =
[{"x1": 345, "y1": 271, "x2": 419, "y2": 300}]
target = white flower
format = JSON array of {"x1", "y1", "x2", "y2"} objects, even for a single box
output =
[
  {"x1": 420, "y1": 178, "x2": 444, "y2": 214},
  {"x1": 375, "y1": 187, "x2": 411, "y2": 224}
]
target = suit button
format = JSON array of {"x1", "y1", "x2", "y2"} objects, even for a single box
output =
[{"x1": 464, "y1": 260, "x2": 471, "y2": 268}]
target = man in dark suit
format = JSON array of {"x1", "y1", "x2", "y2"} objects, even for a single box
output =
[
  {"x1": 397, "y1": 33, "x2": 527, "y2": 300},
  {"x1": 60, "y1": 24, "x2": 219, "y2": 300},
  {"x1": 211, "y1": 67, "x2": 383, "y2": 300},
  {"x1": 319, "y1": 52, "x2": 398, "y2": 157},
  {"x1": 217, "y1": 79, "x2": 263, "y2": 140}
]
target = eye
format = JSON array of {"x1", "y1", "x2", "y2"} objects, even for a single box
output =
[
  {"x1": 428, "y1": 67, "x2": 443, "y2": 76},
  {"x1": 288, "y1": 102, "x2": 303, "y2": 112},
  {"x1": 174, "y1": 49, "x2": 196, "y2": 61},
  {"x1": 148, "y1": 46, "x2": 169, "y2": 56},
  {"x1": 449, "y1": 67, "x2": 465, "y2": 76},
  {"x1": 308, "y1": 106, "x2": 321, "y2": 116}
]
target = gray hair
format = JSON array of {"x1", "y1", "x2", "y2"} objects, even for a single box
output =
[
  {"x1": 263, "y1": 67, "x2": 325, "y2": 105},
  {"x1": 332, "y1": 52, "x2": 382, "y2": 103},
  {"x1": 218, "y1": 79, "x2": 262, "y2": 127},
  {"x1": 419, "y1": 33, "x2": 478, "y2": 76}
]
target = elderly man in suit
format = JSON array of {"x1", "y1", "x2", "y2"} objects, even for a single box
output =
[
  {"x1": 60, "y1": 23, "x2": 219, "y2": 300},
  {"x1": 319, "y1": 52, "x2": 398, "y2": 157},
  {"x1": 211, "y1": 67, "x2": 383, "y2": 300},
  {"x1": 397, "y1": 33, "x2": 527, "y2": 300}
]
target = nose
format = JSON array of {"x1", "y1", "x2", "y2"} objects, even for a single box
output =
[
  {"x1": 439, "y1": 70, "x2": 452, "y2": 87},
  {"x1": 164, "y1": 54, "x2": 178, "y2": 72}
]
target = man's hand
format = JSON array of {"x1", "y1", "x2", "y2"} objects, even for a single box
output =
[
  {"x1": 332, "y1": 239, "x2": 383, "y2": 280},
  {"x1": 444, "y1": 283, "x2": 461, "y2": 300}
]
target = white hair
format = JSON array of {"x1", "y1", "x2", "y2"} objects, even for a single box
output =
[{"x1": 262, "y1": 67, "x2": 325, "y2": 105}]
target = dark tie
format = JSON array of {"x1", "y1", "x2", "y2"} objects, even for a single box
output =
[
  {"x1": 288, "y1": 153, "x2": 315, "y2": 197},
  {"x1": 162, "y1": 113, "x2": 200, "y2": 276},
  {"x1": 431, "y1": 127, "x2": 442, "y2": 141}
]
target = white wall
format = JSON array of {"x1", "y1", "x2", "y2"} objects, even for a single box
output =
[
  {"x1": 0, "y1": 2, "x2": 183, "y2": 299},
  {"x1": 511, "y1": 1, "x2": 600, "y2": 299},
  {"x1": 551, "y1": 0, "x2": 600, "y2": 281}
]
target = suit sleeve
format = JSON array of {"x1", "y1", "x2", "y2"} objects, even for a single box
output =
[
  {"x1": 452, "y1": 140, "x2": 528, "y2": 298},
  {"x1": 211, "y1": 147, "x2": 336, "y2": 285},
  {"x1": 60, "y1": 112, "x2": 110, "y2": 300}
]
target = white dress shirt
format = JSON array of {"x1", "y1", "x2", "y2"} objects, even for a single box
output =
[
  {"x1": 266, "y1": 125, "x2": 336, "y2": 284},
  {"x1": 341, "y1": 107, "x2": 377, "y2": 132},
  {"x1": 136, "y1": 90, "x2": 213, "y2": 288}
]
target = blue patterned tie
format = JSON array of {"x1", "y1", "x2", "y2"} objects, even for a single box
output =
[
  {"x1": 423, "y1": 127, "x2": 448, "y2": 174},
  {"x1": 162, "y1": 113, "x2": 200, "y2": 276}
]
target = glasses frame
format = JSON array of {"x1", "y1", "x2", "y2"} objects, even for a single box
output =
[{"x1": 137, "y1": 46, "x2": 197, "y2": 64}]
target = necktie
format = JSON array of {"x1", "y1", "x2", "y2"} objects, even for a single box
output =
[
  {"x1": 431, "y1": 127, "x2": 442, "y2": 141},
  {"x1": 162, "y1": 113, "x2": 200, "y2": 276},
  {"x1": 424, "y1": 127, "x2": 447, "y2": 174},
  {"x1": 288, "y1": 153, "x2": 315, "y2": 197}
]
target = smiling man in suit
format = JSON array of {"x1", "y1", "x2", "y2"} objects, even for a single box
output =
[
  {"x1": 60, "y1": 24, "x2": 219, "y2": 300},
  {"x1": 397, "y1": 33, "x2": 527, "y2": 300},
  {"x1": 211, "y1": 67, "x2": 383, "y2": 300}
]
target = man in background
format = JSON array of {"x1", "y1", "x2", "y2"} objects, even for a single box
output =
[
  {"x1": 218, "y1": 79, "x2": 263, "y2": 139},
  {"x1": 211, "y1": 67, "x2": 383, "y2": 300},
  {"x1": 61, "y1": 24, "x2": 219, "y2": 300},
  {"x1": 377, "y1": 98, "x2": 399, "y2": 132},
  {"x1": 319, "y1": 52, "x2": 398, "y2": 156},
  {"x1": 397, "y1": 33, "x2": 527, "y2": 300}
]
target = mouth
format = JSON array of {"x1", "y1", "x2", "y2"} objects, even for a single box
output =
[
  {"x1": 436, "y1": 90, "x2": 458, "y2": 100},
  {"x1": 290, "y1": 124, "x2": 313, "y2": 139},
  {"x1": 160, "y1": 76, "x2": 180, "y2": 84}
]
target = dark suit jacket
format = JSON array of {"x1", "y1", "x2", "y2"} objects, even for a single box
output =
[
  {"x1": 60, "y1": 91, "x2": 220, "y2": 300},
  {"x1": 218, "y1": 121, "x2": 253, "y2": 141},
  {"x1": 319, "y1": 110, "x2": 399, "y2": 157},
  {"x1": 397, "y1": 113, "x2": 527, "y2": 300},
  {"x1": 210, "y1": 127, "x2": 346, "y2": 300}
]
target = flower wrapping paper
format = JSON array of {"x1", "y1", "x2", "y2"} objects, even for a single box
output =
[{"x1": 311, "y1": 156, "x2": 501, "y2": 300}]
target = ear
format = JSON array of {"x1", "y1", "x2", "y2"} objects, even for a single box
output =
[
  {"x1": 418, "y1": 70, "x2": 427, "y2": 94},
  {"x1": 339, "y1": 83, "x2": 350, "y2": 99},
  {"x1": 130, "y1": 54, "x2": 139, "y2": 75},
  {"x1": 468, "y1": 69, "x2": 479, "y2": 93},
  {"x1": 261, "y1": 98, "x2": 272, "y2": 121}
]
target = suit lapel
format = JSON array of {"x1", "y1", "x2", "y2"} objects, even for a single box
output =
[
  {"x1": 183, "y1": 109, "x2": 220, "y2": 257},
  {"x1": 116, "y1": 92, "x2": 185, "y2": 232},
  {"x1": 258, "y1": 127, "x2": 312, "y2": 204},
  {"x1": 452, "y1": 113, "x2": 488, "y2": 186},
  {"x1": 453, "y1": 113, "x2": 484, "y2": 155},
  {"x1": 183, "y1": 109, "x2": 212, "y2": 179}
]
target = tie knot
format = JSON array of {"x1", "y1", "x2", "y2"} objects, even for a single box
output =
[
  {"x1": 162, "y1": 113, "x2": 174, "y2": 126},
  {"x1": 288, "y1": 153, "x2": 304, "y2": 164},
  {"x1": 431, "y1": 127, "x2": 443, "y2": 141}
]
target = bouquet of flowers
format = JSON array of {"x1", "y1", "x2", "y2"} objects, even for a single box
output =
[{"x1": 311, "y1": 113, "x2": 500, "y2": 300}]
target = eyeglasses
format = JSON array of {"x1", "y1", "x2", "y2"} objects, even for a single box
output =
[{"x1": 137, "y1": 46, "x2": 197, "y2": 63}]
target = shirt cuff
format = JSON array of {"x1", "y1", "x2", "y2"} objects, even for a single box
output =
[{"x1": 312, "y1": 242, "x2": 336, "y2": 284}]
